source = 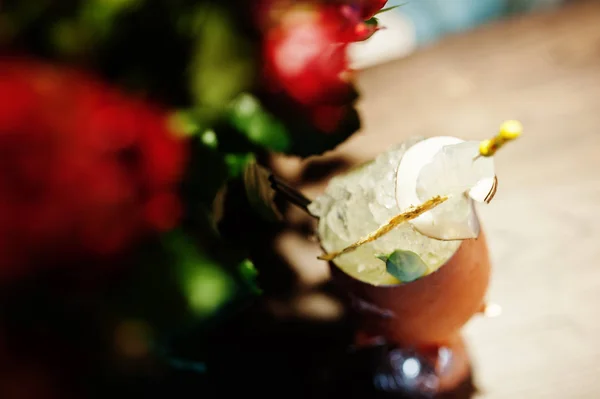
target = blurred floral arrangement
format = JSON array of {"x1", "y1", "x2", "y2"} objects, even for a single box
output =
[{"x1": 0, "y1": 0, "x2": 390, "y2": 397}]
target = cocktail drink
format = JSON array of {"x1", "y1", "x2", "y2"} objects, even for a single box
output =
[{"x1": 308, "y1": 122, "x2": 521, "y2": 394}]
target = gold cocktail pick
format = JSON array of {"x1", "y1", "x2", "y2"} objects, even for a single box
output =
[
  {"x1": 475, "y1": 120, "x2": 523, "y2": 203},
  {"x1": 477, "y1": 120, "x2": 523, "y2": 158},
  {"x1": 318, "y1": 195, "x2": 449, "y2": 261}
]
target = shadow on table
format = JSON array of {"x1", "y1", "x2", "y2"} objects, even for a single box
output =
[{"x1": 184, "y1": 288, "x2": 477, "y2": 399}]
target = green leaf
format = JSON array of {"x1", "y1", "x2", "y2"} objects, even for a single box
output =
[
  {"x1": 365, "y1": 17, "x2": 379, "y2": 26},
  {"x1": 365, "y1": 16, "x2": 379, "y2": 27},
  {"x1": 164, "y1": 230, "x2": 235, "y2": 318},
  {"x1": 51, "y1": 19, "x2": 86, "y2": 55},
  {"x1": 227, "y1": 93, "x2": 291, "y2": 152},
  {"x1": 100, "y1": 230, "x2": 239, "y2": 341},
  {"x1": 80, "y1": 0, "x2": 142, "y2": 38},
  {"x1": 189, "y1": 5, "x2": 255, "y2": 116},
  {"x1": 377, "y1": 250, "x2": 428, "y2": 283},
  {"x1": 168, "y1": 111, "x2": 204, "y2": 139},
  {"x1": 224, "y1": 152, "x2": 255, "y2": 178},
  {"x1": 238, "y1": 259, "x2": 262, "y2": 295},
  {"x1": 199, "y1": 129, "x2": 218, "y2": 148},
  {"x1": 51, "y1": 0, "x2": 143, "y2": 56},
  {"x1": 376, "y1": 4, "x2": 405, "y2": 15},
  {"x1": 179, "y1": 135, "x2": 230, "y2": 214}
]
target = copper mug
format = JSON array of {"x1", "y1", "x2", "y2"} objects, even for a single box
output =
[{"x1": 330, "y1": 229, "x2": 491, "y2": 393}]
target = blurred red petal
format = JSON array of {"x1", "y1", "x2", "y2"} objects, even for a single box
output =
[
  {"x1": 0, "y1": 58, "x2": 188, "y2": 278},
  {"x1": 143, "y1": 192, "x2": 182, "y2": 232},
  {"x1": 263, "y1": 4, "x2": 353, "y2": 106}
]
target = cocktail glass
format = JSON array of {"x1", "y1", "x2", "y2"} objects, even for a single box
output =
[{"x1": 308, "y1": 134, "x2": 502, "y2": 395}]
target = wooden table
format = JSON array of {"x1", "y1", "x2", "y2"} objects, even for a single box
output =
[{"x1": 268, "y1": 1, "x2": 600, "y2": 397}]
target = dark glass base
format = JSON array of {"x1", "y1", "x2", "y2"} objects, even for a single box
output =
[{"x1": 332, "y1": 342, "x2": 477, "y2": 399}]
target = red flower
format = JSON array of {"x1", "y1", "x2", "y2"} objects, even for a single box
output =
[
  {"x1": 358, "y1": 0, "x2": 388, "y2": 20},
  {"x1": 340, "y1": 0, "x2": 388, "y2": 40},
  {"x1": 0, "y1": 58, "x2": 187, "y2": 280},
  {"x1": 263, "y1": 3, "x2": 355, "y2": 107}
]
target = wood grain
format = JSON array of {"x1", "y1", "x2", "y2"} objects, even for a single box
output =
[{"x1": 270, "y1": 1, "x2": 600, "y2": 397}]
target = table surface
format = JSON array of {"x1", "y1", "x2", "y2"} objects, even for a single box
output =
[{"x1": 269, "y1": 1, "x2": 600, "y2": 398}]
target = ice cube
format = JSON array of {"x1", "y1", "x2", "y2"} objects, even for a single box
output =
[
  {"x1": 416, "y1": 141, "x2": 495, "y2": 201},
  {"x1": 401, "y1": 140, "x2": 492, "y2": 239},
  {"x1": 313, "y1": 138, "x2": 462, "y2": 286},
  {"x1": 325, "y1": 203, "x2": 351, "y2": 242}
]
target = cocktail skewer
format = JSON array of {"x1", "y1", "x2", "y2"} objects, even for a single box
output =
[
  {"x1": 476, "y1": 119, "x2": 523, "y2": 159},
  {"x1": 268, "y1": 173, "x2": 313, "y2": 214}
]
